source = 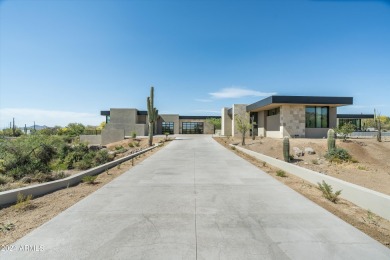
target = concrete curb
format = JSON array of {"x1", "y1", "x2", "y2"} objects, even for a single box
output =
[
  {"x1": 231, "y1": 144, "x2": 390, "y2": 221},
  {"x1": 0, "y1": 144, "x2": 160, "y2": 207}
]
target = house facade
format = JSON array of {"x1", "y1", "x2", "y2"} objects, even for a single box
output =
[
  {"x1": 222, "y1": 96, "x2": 354, "y2": 138},
  {"x1": 97, "y1": 108, "x2": 219, "y2": 145}
]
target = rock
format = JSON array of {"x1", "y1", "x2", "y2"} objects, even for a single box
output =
[
  {"x1": 293, "y1": 147, "x2": 304, "y2": 157},
  {"x1": 304, "y1": 147, "x2": 316, "y2": 155}
]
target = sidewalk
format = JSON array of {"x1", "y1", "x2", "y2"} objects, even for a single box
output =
[{"x1": 2, "y1": 135, "x2": 390, "y2": 259}]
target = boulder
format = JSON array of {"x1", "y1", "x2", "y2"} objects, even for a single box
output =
[
  {"x1": 293, "y1": 147, "x2": 304, "y2": 157},
  {"x1": 304, "y1": 147, "x2": 316, "y2": 155}
]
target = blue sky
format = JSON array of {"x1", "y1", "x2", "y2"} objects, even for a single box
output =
[{"x1": 1, "y1": 0, "x2": 389, "y2": 127}]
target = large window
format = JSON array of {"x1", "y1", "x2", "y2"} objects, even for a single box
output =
[
  {"x1": 182, "y1": 122, "x2": 204, "y2": 134},
  {"x1": 267, "y1": 107, "x2": 280, "y2": 116},
  {"x1": 162, "y1": 122, "x2": 174, "y2": 134},
  {"x1": 306, "y1": 107, "x2": 329, "y2": 128}
]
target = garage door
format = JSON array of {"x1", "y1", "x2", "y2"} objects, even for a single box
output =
[{"x1": 182, "y1": 122, "x2": 203, "y2": 134}]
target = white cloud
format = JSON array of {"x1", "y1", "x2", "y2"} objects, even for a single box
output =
[
  {"x1": 194, "y1": 98, "x2": 213, "y2": 103},
  {"x1": 209, "y1": 87, "x2": 276, "y2": 99},
  {"x1": 0, "y1": 108, "x2": 103, "y2": 128}
]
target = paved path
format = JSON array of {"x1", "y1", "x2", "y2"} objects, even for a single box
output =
[{"x1": 2, "y1": 135, "x2": 390, "y2": 259}]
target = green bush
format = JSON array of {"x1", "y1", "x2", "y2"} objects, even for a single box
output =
[
  {"x1": 93, "y1": 150, "x2": 112, "y2": 166},
  {"x1": 325, "y1": 148, "x2": 351, "y2": 163},
  {"x1": 276, "y1": 170, "x2": 287, "y2": 177}
]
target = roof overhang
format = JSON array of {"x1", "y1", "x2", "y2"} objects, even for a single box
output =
[
  {"x1": 246, "y1": 96, "x2": 353, "y2": 112},
  {"x1": 337, "y1": 114, "x2": 374, "y2": 119}
]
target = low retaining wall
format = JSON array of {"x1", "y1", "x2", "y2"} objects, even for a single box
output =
[
  {"x1": 0, "y1": 144, "x2": 159, "y2": 207},
  {"x1": 232, "y1": 145, "x2": 390, "y2": 221}
]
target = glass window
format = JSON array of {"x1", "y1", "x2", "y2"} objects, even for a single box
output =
[
  {"x1": 305, "y1": 107, "x2": 315, "y2": 128},
  {"x1": 306, "y1": 106, "x2": 329, "y2": 128},
  {"x1": 162, "y1": 122, "x2": 174, "y2": 134},
  {"x1": 267, "y1": 107, "x2": 280, "y2": 116},
  {"x1": 182, "y1": 122, "x2": 204, "y2": 134}
]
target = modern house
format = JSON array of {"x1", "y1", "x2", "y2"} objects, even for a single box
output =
[
  {"x1": 81, "y1": 95, "x2": 374, "y2": 145},
  {"x1": 222, "y1": 96, "x2": 355, "y2": 138},
  {"x1": 94, "y1": 109, "x2": 219, "y2": 145}
]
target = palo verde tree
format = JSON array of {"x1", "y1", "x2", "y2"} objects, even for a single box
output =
[
  {"x1": 335, "y1": 122, "x2": 356, "y2": 142},
  {"x1": 205, "y1": 118, "x2": 221, "y2": 133},
  {"x1": 234, "y1": 112, "x2": 251, "y2": 146},
  {"x1": 147, "y1": 86, "x2": 158, "y2": 146}
]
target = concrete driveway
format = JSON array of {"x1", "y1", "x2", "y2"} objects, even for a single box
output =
[{"x1": 2, "y1": 135, "x2": 390, "y2": 259}]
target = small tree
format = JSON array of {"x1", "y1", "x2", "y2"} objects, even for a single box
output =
[
  {"x1": 235, "y1": 112, "x2": 251, "y2": 146},
  {"x1": 335, "y1": 122, "x2": 356, "y2": 141},
  {"x1": 205, "y1": 118, "x2": 221, "y2": 133}
]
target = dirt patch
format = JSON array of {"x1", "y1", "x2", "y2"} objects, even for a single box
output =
[
  {"x1": 214, "y1": 137, "x2": 390, "y2": 248},
  {"x1": 227, "y1": 136, "x2": 390, "y2": 195},
  {"x1": 0, "y1": 138, "x2": 169, "y2": 246}
]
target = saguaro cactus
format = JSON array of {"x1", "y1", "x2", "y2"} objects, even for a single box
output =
[
  {"x1": 374, "y1": 109, "x2": 382, "y2": 142},
  {"x1": 283, "y1": 136, "x2": 290, "y2": 162},
  {"x1": 147, "y1": 86, "x2": 158, "y2": 146},
  {"x1": 327, "y1": 129, "x2": 336, "y2": 151}
]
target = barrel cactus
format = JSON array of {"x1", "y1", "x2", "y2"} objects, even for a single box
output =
[
  {"x1": 327, "y1": 129, "x2": 336, "y2": 151},
  {"x1": 283, "y1": 136, "x2": 290, "y2": 162}
]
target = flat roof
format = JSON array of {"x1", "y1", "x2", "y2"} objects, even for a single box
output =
[
  {"x1": 246, "y1": 95, "x2": 353, "y2": 112},
  {"x1": 337, "y1": 114, "x2": 374, "y2": 119},
  {"x1": 100, "y1": 110, "x2": 148, "y2": 116},
  {"x1": 179, "y1": 116, "x2": 221, "y2": 120}
]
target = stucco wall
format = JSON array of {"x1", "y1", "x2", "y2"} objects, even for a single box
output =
[
  {"x1": 101, "y1": 128, "x2": 125, "y2": 145},
  {"x1": 256, "y1": 111, "x2": 265, "y2": 137},
  {"x1": 106, "y1": 108, "x2": 141, "y2": 136},
  {"x1": 80, "y1": 135, "x2": 102, "y2": 145},
  {"x1": 266, "y1": 114, "x2": 280, "y2": 132},
  {"x1": 157, "y1": 114, "x2": 180, "y2": 134},
  {"x1": 266, "y1": 130, "x2": 282, "y2": 138},
  {"x1": 221, "y1": 108, "x2": 232, "y2": 136},
  {"x1": 280, "y1": 105, "x2": 306, "y2": 138},
  {"x1": 329, "y1": 107, "x2": 337, "y2": 128}
]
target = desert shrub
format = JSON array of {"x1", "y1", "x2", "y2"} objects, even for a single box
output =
[
  {"x1": 82, "y1": 175, "x2": 97, "y2": 184},
  {"x1": 33, "y1": 172, "x2": 54, "y2": 183},
  {"x1": 325, "y1": 148, "x2": 351, "y2": 163},
  {"x1": 131, "y1": 131, "x2": 137, "y2": 138},
  {"x1": 0, "y1": 174, "x2": 12, "y2": 185},
  {"x1": 15, "y1": 193, "x2": 34, "y2": 210},
  {"x1": 318, "y1": 181, "x2": 342, "y2": 203},
  {"x1": 52, "y1": 171, "x2": 69, "y2": 180},
  {"x1": 276, "y1": 170, "x2": 287, "y2": 177},
  {"x1": 128, "y1": 142, "x2": 134, "y2": 148},
  {"x1": 311, "y1": 159, "x2": 319, "y2": 165},
  {"x1": 0, "y1": 222, "x2": 15, "y2": 233},
  {"x1": 115, "y1": 145, "x2": 123, "y2": 151},
  {"x1": 93, "y1": 150, "x2": 113, "y2": 166}
]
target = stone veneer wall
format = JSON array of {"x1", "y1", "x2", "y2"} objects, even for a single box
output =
[
  {"x1": 232, "y1": 104, "x2": 249, "y2": 137},
  {"x1": 280, "y1": 105, "x2": 306, "y2": 138}
]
